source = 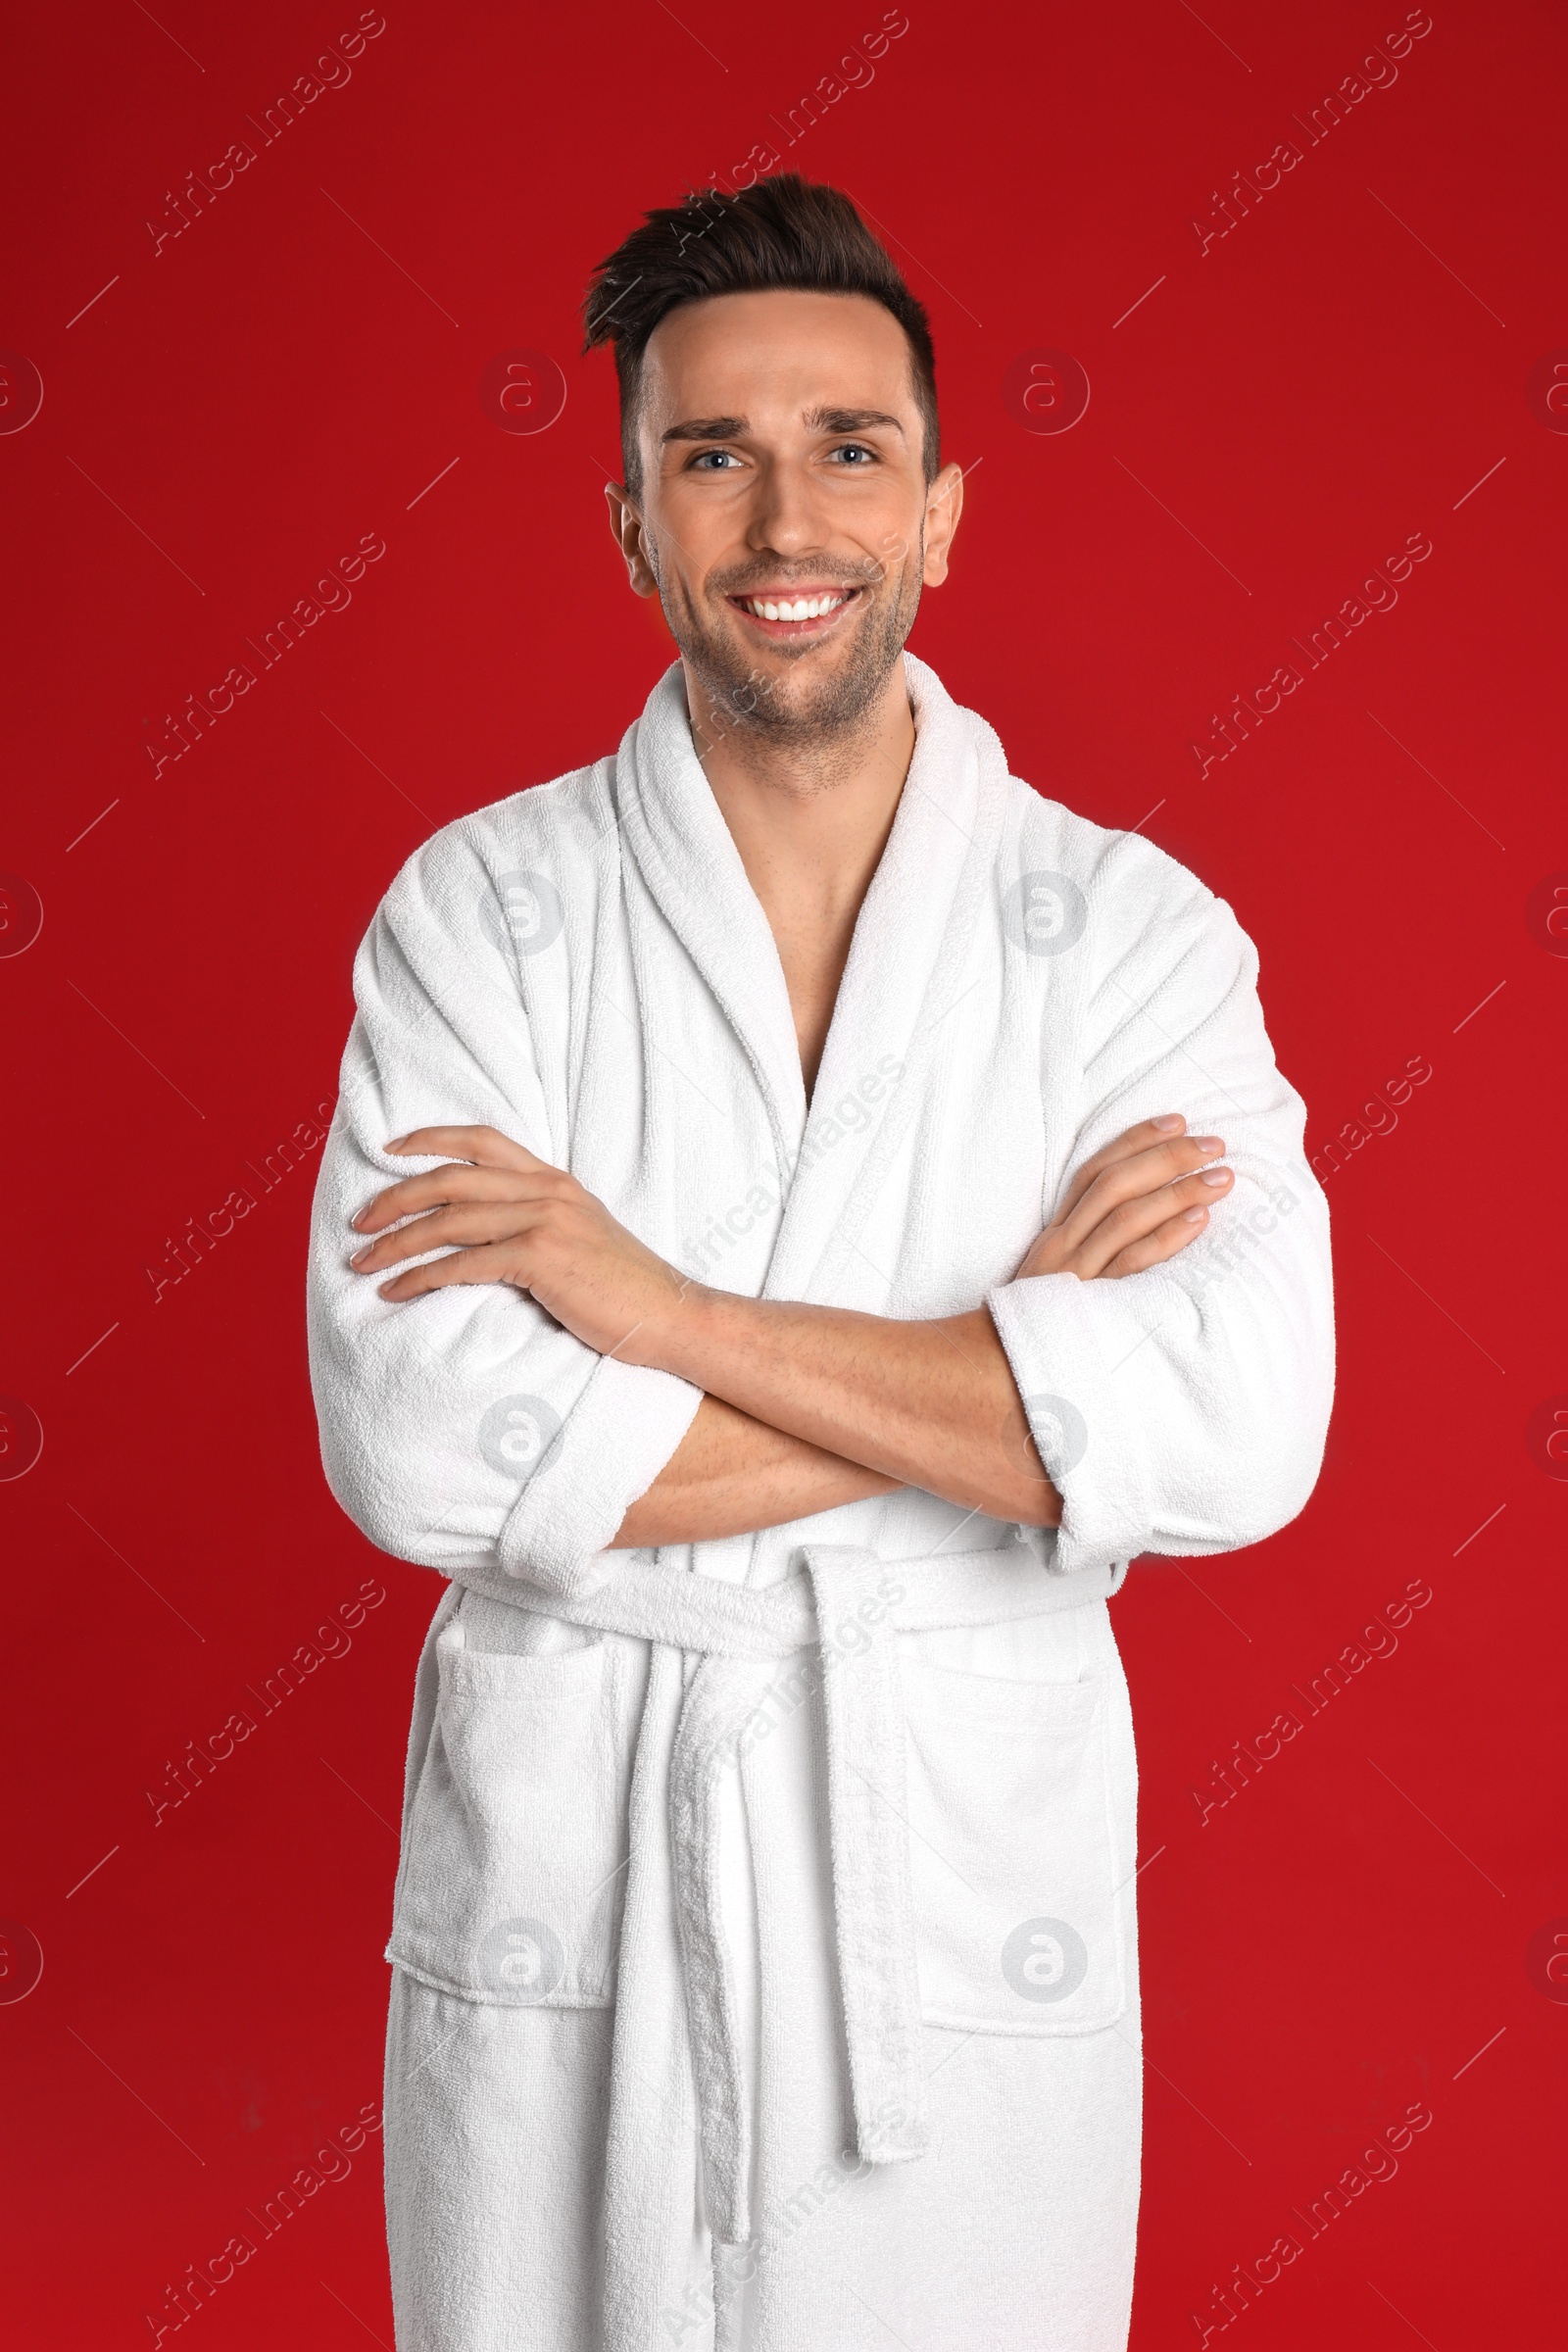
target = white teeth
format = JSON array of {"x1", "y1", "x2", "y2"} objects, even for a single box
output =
[{"x1": 746, "y1": 593, "x2": 845, "y2": 620}]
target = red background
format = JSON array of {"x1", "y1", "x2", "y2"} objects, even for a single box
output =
[{"x1": 3, "y1": 1, "x2": 1564, "y2": 2343}]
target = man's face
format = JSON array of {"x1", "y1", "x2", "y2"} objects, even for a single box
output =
[{"x1": 608, "y1": 289, "x2": 962, "y2": 746}]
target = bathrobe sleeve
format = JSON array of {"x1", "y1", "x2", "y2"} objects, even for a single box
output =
[
  {"x1": 306, "y1": 818, "x2": 702, "y2": 1597},
  {"x1": 987, "y1": 837, "x2": 1334, "y2": 1573}
]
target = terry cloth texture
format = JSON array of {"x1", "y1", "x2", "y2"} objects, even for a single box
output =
[{"x1": 307, "y1": 655, "x2": 1335, "y2": 2350}]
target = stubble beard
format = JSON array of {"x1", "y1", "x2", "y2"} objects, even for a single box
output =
[{"x1": 654, "y1": 540, "x2": 925, "y2": 759}]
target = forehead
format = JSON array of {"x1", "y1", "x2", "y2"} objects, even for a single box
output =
[{"x1": 638, "y1": 289, "x2": 918, "y2": 428}]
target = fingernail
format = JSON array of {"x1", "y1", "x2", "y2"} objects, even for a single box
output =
[
  {"x1": 1182, "y1": 1206, "x2": 1206, "y2": 1223},
  {"x1": 350, "y1": 1207, "x2": 368, "y2": 1229},
  {"x1": 350, "y1": 1247, "x2": 372, "y2": 1268},
  {"x1": 1200, "y1": 1168, "x2": 1230, "y2": 1187},
  {"x1": 385, "y1": 1137, "x2": 407, "y2": 1152},
  {"x1": 1152, "y1": 1113, "x2": 1184, "y2": 1132},
  {"x1": 1193, "y1": 1136, "x2": 1224, "y2": 1152}
]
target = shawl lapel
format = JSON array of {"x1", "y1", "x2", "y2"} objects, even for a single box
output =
[
  {"x1": 764, "y1": 656, "x2": 1006, "y2": 1302},
  {"x1": 612, "y1": 666, "x2": 807, "y2": 1171},
  {"x1": 613, "y1": 655, "x2": 1011, "y2": 1301}
]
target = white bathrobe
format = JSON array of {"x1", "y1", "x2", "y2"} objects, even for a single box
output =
[{"x1": 306, "y1": 655, "x2": 1334, "y2": 2352}]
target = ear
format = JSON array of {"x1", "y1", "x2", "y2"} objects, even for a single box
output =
[
  {"x1": 920, "y1": 461, "x2": 965, "y2": 587},
  {"x1": 605, "y1": 480, "x2": 659, "y2": 597}
]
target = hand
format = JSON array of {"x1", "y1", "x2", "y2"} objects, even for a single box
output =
[
  {"x1": 347, "y1": 1126, "x2": 686, "y2": 1360},
  {"x1": 1013, "y1": 1115, "x2": 1231, "y2": 1281}
]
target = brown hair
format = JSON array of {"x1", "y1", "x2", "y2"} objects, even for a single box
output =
[{"x1": 582, "y1": 173, "x2": 939, "y2": 496}]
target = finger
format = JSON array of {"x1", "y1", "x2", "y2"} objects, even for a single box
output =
[
  {"x1": 1053, "y1": 1135, "x2": 1225, "y2": 1256},
  {"x1": 383, "y1": 1125, "x2": 550, "y2": 1176},
  {"x1": 1020, "y1": 1135, "x2": 1219, "y2": 1273},
  {"x1": 374, "y1": 1239, "x2": 537, "y2": 1303},
  {"x1": 1099, "y1": 1203, "x2": 1214, "y2": 1279},
  {"x1": 1070, "y1": 1164, "x2": 1233, "y2": 1278},
  {"x1": 352, "y1": 1161, "x2": 562, "y2": 1235},
  {"x1": 351, "y1": 1201, "x2": 555, "y2": 1273},
  {"x1": 1019, "y1": 1149, "x2": 1228, "y2": 1277},
  {"x1": 1012, "y1": 1226, "x2": 1067, "y2": 1282},
  {"x1": 1054, "y1": 1116, "x2": 1186, "y2": 1221},
  {"x1": 1054, "y1": 1117, "x2": 1198, "y2": 1223}
]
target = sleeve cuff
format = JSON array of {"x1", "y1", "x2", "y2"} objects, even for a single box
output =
[
  {"x1": 496, "y1": 1353, "x2": 703, "y2": 1597},
  {"x1": 987, "y1": 1271, "x2": 1155, "y2": 1575}
]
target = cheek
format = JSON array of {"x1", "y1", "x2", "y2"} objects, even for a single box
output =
[{"x1": 651, "y1": 500, "x2": 744, "y2": 596}]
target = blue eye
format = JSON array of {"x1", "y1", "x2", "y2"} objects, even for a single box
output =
[
  {"x1": 691, "y1": 449, "x2": 740, "y2": 469},
  {"x1": 830, "y1": 443, "x2": 877, "y2": 465}
]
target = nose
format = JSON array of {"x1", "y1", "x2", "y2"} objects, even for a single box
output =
[{"x1": 744, "y1": 451, "x2": 829, "y2": 561}]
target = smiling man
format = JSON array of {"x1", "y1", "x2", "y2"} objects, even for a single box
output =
[{"x1": 307, "y1": 176, "x2": 1334, "y2": 2352}]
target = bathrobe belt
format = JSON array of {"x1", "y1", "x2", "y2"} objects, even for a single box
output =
[{"x1": 500, "y1": 1539, "x2": 1116, "y2": 2246}]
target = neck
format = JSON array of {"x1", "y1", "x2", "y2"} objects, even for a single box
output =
[
  {"x1": 679, "y1": 655, "x2": 917, "y2": 1098},
  {"x1": 683, "y1": 655, "x2": 914, "y2": 905}
]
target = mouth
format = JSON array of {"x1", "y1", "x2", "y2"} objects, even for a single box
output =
[{"x1": 725, "y1": 585, "x2": 864, "y2": 640}]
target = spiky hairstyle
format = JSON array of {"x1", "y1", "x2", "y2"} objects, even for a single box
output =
[{"x1": 582, "y1": 173, "x2": 939, "y2": 495}]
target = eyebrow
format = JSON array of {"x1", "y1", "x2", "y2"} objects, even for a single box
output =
[
  {"x1": 660, "y1": 406, "x2": 907, "y2": 445},
  {"x1": 662, "y1": 416, "x2": 748, "y2": 444},
  {"x1": 806, "y1": 407, "x2": 906, "y2": 436}
]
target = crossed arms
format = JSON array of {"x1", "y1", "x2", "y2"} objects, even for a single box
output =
[
  {"x1": 345, "y1": 1116, "x2": 1235, "y2": 1544},
  {"x1": 307, "y1": 830, "x2": 1334, "y2": 1589}
]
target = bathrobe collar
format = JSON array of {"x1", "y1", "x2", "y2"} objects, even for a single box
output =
[{"x1": 613, "y1": 654, "x2": 1010, "y2": 1296}]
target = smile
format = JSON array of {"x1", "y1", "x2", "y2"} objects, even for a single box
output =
[{"x1": 727, "y1": 586, "x2": 861, "y2": 635}]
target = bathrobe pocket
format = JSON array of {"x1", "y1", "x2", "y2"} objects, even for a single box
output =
[
  {"x1": 387, "y1": 1613, "x2": 638, "y2": 2008},
  {"x1": 902, "y1": 1660, "x2": 1130, "y2": 2034}
]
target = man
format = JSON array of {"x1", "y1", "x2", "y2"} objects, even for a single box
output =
[{"x1": 307, "y1": 174, "x2": 1334, "y2": 2351}]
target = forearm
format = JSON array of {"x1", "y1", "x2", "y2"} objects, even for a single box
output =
[
  {"x1": 350, "y1": 1116, "x2": 1224, "y2": 1544},
  {"x1": 632, "y1": 1290, "x2": 1061, "y2": 1528},
  {"x1": 610, "y1": 1395, "x2": 897, "y2": 1546}
]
